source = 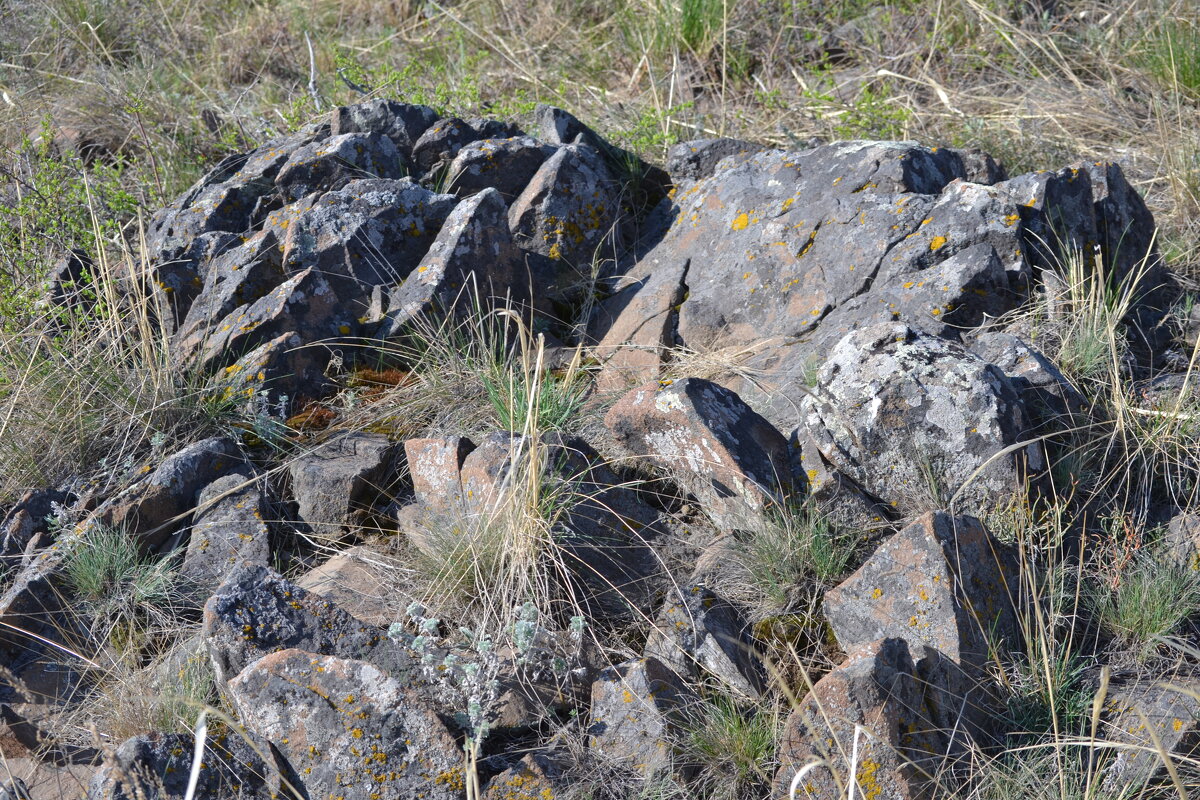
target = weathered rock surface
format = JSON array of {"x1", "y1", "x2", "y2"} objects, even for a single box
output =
[
  {"x1": 295, "y1": 544, "x2": 406, "y2": 627},
  {"x1": 1099, "y1": 676, "x2": 1200, "y2": 795},
  {"x1": 275, "y1": 131, "x2": 406, "y2": 201},
  {"x1": 330, "y1": 99, "x2": 439, "y2": 157},
  {"x1": 643, "y1": 583, "x2": 765, "y2": 699},
  {"x1": 588, "y1": 657, "x2": 698, "y2": 778},
  {"x1": 202, "y1": 564, "x2": 411, "y2": 687},
  {"x1": 823, "y1": 512, "x2": 1019, "y2": 671},
  {"x1": 605, "y1": 378, "x2": 793, "y2": 528},
  {"x1": 287, "y1": 431, "x2": 404, "y2": 539},
  {"x1": 181, "y1": 468, "x2": 272, "y2": 595},
  {"x1": 229, "y1": 649, "x2": 463, "y2": 800},
  {"x1": 445, "y1": 136, "x2": 554, "y2": 201},
  {"x1": 86, "y1": 729, "x2": 286, "y2": 800},
  {"x1": 797, "y1": 324, "x2": 1040, "y2": 512}
]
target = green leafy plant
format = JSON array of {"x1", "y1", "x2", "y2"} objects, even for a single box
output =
[{"x1": 680, "y1": 694, "x2": 778, "y2": 800}]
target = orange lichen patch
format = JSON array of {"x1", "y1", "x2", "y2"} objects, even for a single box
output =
[
  {"x1": 731, "y1": 212, "x2": 750, "y2": 231},
  {"x1": 286, "y1": 405, "x2": 337, "y2": 432},
  {"x1": 929, "y1": 236, "x2": 947, "y2": 251},
  {"x1": 1003, "y1": 213, "x2": 1020, "y2": 226}
]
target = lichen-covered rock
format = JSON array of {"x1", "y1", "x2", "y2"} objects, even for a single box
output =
[
  {"x1": 643, "y1": 584, "x2": 765, "y2": 699},
  {"x1": 483, "y1": 753, "x2": 568, "y2": 800},
  {"x1": 181, "y1": 469, "x2": 272, "y2": 595},
  {"x1": 85, "y1": 729, "x2": 286, "y2": 800},
  {"x1": 330, "y1": 99, "x2": 439, "y2": 157},
  {"x1": 1164, "y1": 513, "x2": 1200, "y2": 571},
  {"x1": 0, "y1": 488, "x2": 70, "y2": 571},
  {"x1": 205, "y1": 330, "x2": 332, "y2": 406},
  {"x1": 588, "y1": 657, "x2": 698, "y2": 778},
  {"x1": 274, "y1": 131, "x2": 406, "y2": 202},
  {"x1": 296, "y1": 544, "x2": 407, "y2": 627},
  {"x1": 823, "y1": 512, "x2": 1019, "y2": 672},
  {"x1": 797, "y1": 323, "x2": 1040, "y2": 512},
  {"x1": 405, "y1": 436, "x2": 476, "y2": 512},
  {"x1": 0, "y1": 546, "x2": 80, "y2": 705},
  {"x1": 379, "y1": 187, "x2": 525, "y2": 338},
  {"x1": 196, "y1": 267, "x2": 352, "y2": 374},
  {"x1": 229, "y1": 649, "x2": 463, "y2": 800},
  {"x1": 509, "y1": 143, "x2": 623, "y2": 273},
  {"x1": 411, "y1": 116, "x2": 482, "y2": 176},
  {"x1": 445, "y1": 136, "x2": 554, "y2": 201},
  {"x1": 773, "y1": 638, "x2": 944, "y2": 800},
  {"x1": 202, "y1": 564, "x2": 412, "y2": 687},
  {"x1": 968, "y1": 331, "x2": 1085, "y2": 432},
  {"x1": 605, "y1": 378, "x2": 793, "y2": 529},
  {"x1": 665, "y1": 137, "x2": 765, "y2": 183},
  {"x1": 1099, "y1": 677, "x2": 1200, "y2": 795},
  {"x1": 287, "y1": 431, "x2": 404, "y2": 539},
  {"x1": 94, "y1": 437, "x2": 244, "y2": 552},
  {"x1": 279, "y1": 177, "x2": 458, "y2": 317}
]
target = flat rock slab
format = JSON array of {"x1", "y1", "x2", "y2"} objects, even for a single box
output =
[
  {"x1": 295, "y1": 544, "x2": 407, "y2": 627},
  {"x1": 228, "y1": 649, "x2": 463, "y2": 800}
]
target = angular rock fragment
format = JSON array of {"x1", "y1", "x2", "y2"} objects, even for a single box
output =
[
  {"x1": 823, "y1": 512, "x2": 1019, "y2": 671},
  {"x1": 287, "y1": 431, "x2": 404, "y2": 539},
  {"x1": 95, "y1": 437, "x2": 244, "y2": 552},
  {"x1": 411, "y1": 116, "x2": 481, "y2": 175},
  {"x1": 379, "y1": 187, "x2": 525, "y2": 337},
  {"x1": 206, "y1": 330, "x2": 332, "y2": 407},
  {"x1": 85, "y1": 730, "x2": 286, "y2": 800},
  {"x1": 181, "y1": 469, "x2": 272, "y2": 595},
  {"x1": 644, "y1": 583, "x2": 765, "y2": 699},
  {"x1": 404, "y1": 436, "x2": 476, "y2": 512},
  {"x1": 1164, "y1": 513, "x2": 1200, "y2": 572},
  {"x1": 483, "y1": 753, "x2": 568, "y2": 800},
  {"x1": 274, "y1": 131, "x2": 406, "y2": 202},
  {"x1": 1099, "y1": 677, "x2": 1200, "y2": 795},
  {"x1": 588, "y1": 657, "x2": 698, "y2": 777},
  {"x1": 774, "y1": 638, "x2": 944, "y2": 800},
  {"x1": 969, "y1": 331, "x2": 1085, "y2": 432},
  {"x1": 330, "y1": 99, "x2": 439, "y2": 156},
  {"x1": 296, "y1": 544, "x2": 407, "y2": 627},
  {"x1": 665, "y1": 137, "x2": 766, "y2": 183},
  {"x1": 202, "y1": 564, "x2": 411, "y2": 687},
  {"x1": 445, "y1": 135, "x2": 554, "y2": 201},
  {"x1": 229, "y1": 650, "x2": 462, "y2": 800},
  {"x1": 605, "y1": 378, "x2": 793, "y2": 528},
  {"x1": 797, "y1": 323, "x2": 1040, "y2": 512}
]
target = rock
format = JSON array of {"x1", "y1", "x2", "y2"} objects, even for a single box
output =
[
  {"x1": 85, "y1": 729, "x2": 286, "y2": 800},
  {"x1": 228, "y1": 649, "x2": 463, "y2": 800},
  {"x1": 296, "y1": 544, "x2": 407, "y2": 627},
  {"x1": 773, "y1": 638, "x2": 944, "y2": 800},
  {"x1": 202, "y1": 564, "x2": 412, "y2": 687},
  {"x1": 196, "y1": 267, "x2": 352, "y2": 374},
  {"x1": 605, "y1": 378, "x2": 793, "y2": 529},
  {"x1": 1098, "y1": 676, "x2": 1200, "y2": 795},
  {"x1": 0, "y1": 488, "x2": 70, "y2": 571},
  {"x1": 148, "y1": 231, "x2": 241, "y2": 330},
  {"x1": 822, "y1": 512, "x2": 1019, "y2": 672},
  {"x1": 644, "y1": 584, "x2": 765, "y2": 699},
  {"x1": 95, "y1": 437, "x2": 244, "y2": 552},
  {"x1": 330, "y1": 99, "x2": 439, "y2": 157},
  {"x1": 287, "y1": 431, "x2": 404, "y2": 539},
  {"x1": 797, "y1": 323, "x2": 1040, "y2": 513},
  {"x1": 588, "y1": 255, "x2": 688, "y2": 393},
  {"x1": 444, "y1": 136, "x2": 554, "y2": 201},
  {"x1": 170, "y1": 230, "x2": 286, "y2": 366},
  {"x1": 405, "y1": 436, "x2": 476, "y2": 512},
  {"x1": 1, "y1": 761, "x2": 95, "y2": 800},
  {"x1": 41, "y1": 248, "x2": 94, "y2": 312},
  {"x1": 378, "y1": 187, "x2": 525, "y2": 338},
  {"x1": 0, "y1": 548, "x2": 80, "y2": 705},
  {"x1": 274, "y1": 131, "x2": 406, "y2": 202},
  {"x1": 180, "y1": 468, "x2": 272, "y2": 595},
  {"x1": 280, "y1": 177, "x2": 458, "y2": 314},
  {"x1": 206, "y1": 330, "x2": 333, "y2": 407},
  {"x1": 665, "y1": 138, "x2": 766, "y2": 183},
  {"x1": 1163, "y1": 513, "x2": 1200, "y2": 572},
  {"x1": 588, "y1": 657, "x2": 698, "y2": 778},
  {"x1": 483, "y1": 753, "x2": 567, "y2": 800},
  {"x1": 145, "y1": 124, "x2": 327, "y2": 265},
  {"x1": 509, "y1": 144, "x2": 623, "y2": 275},
  {"x1": 411, "y1": 116, "x2": 481, "y2": 175},
  {"x1": 969, "y1": 331, "x2": 1085, "y2": 432},
  {"x1": 0, "y1": 778, "x2": 30, "y2": 800},
  {"x1": 793, "y1": 428, "x2": 893, "y2": 535},
  {"x1": 535, "y1": 104, "x2": 607, "y2": 149}
]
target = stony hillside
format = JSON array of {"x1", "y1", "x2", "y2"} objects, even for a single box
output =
[{"x1": 2, "y1": 96, "x2": 1200, "y2": 800}]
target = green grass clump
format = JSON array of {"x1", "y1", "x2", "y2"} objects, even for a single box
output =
[
  {"x1": 1086, "y1": 554, "x2": 1200, "y2": 663},
  {"x1": 680, "y1": 694, "x2": 778, "y2": 800}
]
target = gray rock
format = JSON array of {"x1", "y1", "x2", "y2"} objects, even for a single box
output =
[
  {"x1": 379, "y1": 187, "x2": 524, "y2": 338},
  {"x1": 797, "y1": 323, "x2": 1040, "y2": 513},
  {"x1": 969, "y1": 330, "x2": 1085, "y2": 432},
  {"x1": 588, "y1": 657, "x2": 698, "y2": 778},
  {"x1": 1099, "y1": 676, "x2": 1200, "y2": 795},
  {"x1": 201, "y1": 564, "x2": 412, "y2": 688},
  {"x1": 181, "y1": 469, "x2": 272, "y2": 595},
  {"x1": 1163, "y1": 513, "x2": 1200, "y2": 572},
  {"x1": 274, "y1": 131, "x2": 407, "y2": 202},
  {"x1": 147, "y1": 232, "x2": 240, "y2": 331},
  {"x1": 228, "y1": 649, "x2": 462, "y2": 800},
  {"x1": 644, "y1": 584, "x2": 765, "y2": 699},
  {"x1": 604, "y1": 378, "x2": 793, "y2": 529},
  {"x1": 773, "y1": 638, "x2": 944, "y2": 800},
  {"x1": 411, "y1": 116, "x2": 481, "y2": 176},
  {"x1": 445, "y1": 136, "x2": 554, "y2": 201},
  {"x1": 94, "y1": 437, "x2": 244, "y2": 552},
  {"x1": 665, "y1": 137, "x2": 766, "y2": 183},
  {"x1": 0, "y1": 547, "x2": 80, "y2": 705},
  {"x1": 287, "y1": 431, "x2": 404, "y2": 539},
  {"x1": 85, "y1": 729, "x2": 286, "y2": 800},
  {"x1": 204, "y1": 330, "x2": 332, "y2": 407},
  {"x1": 330, "y1": 99, "x2": 439, "y2": 156},
  {"x1": 404, "y1": 436, "x2": 476, "y2": 512},
  {"x1": 823, "y1": 512, "x2": 1019, "y2": 673}
]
